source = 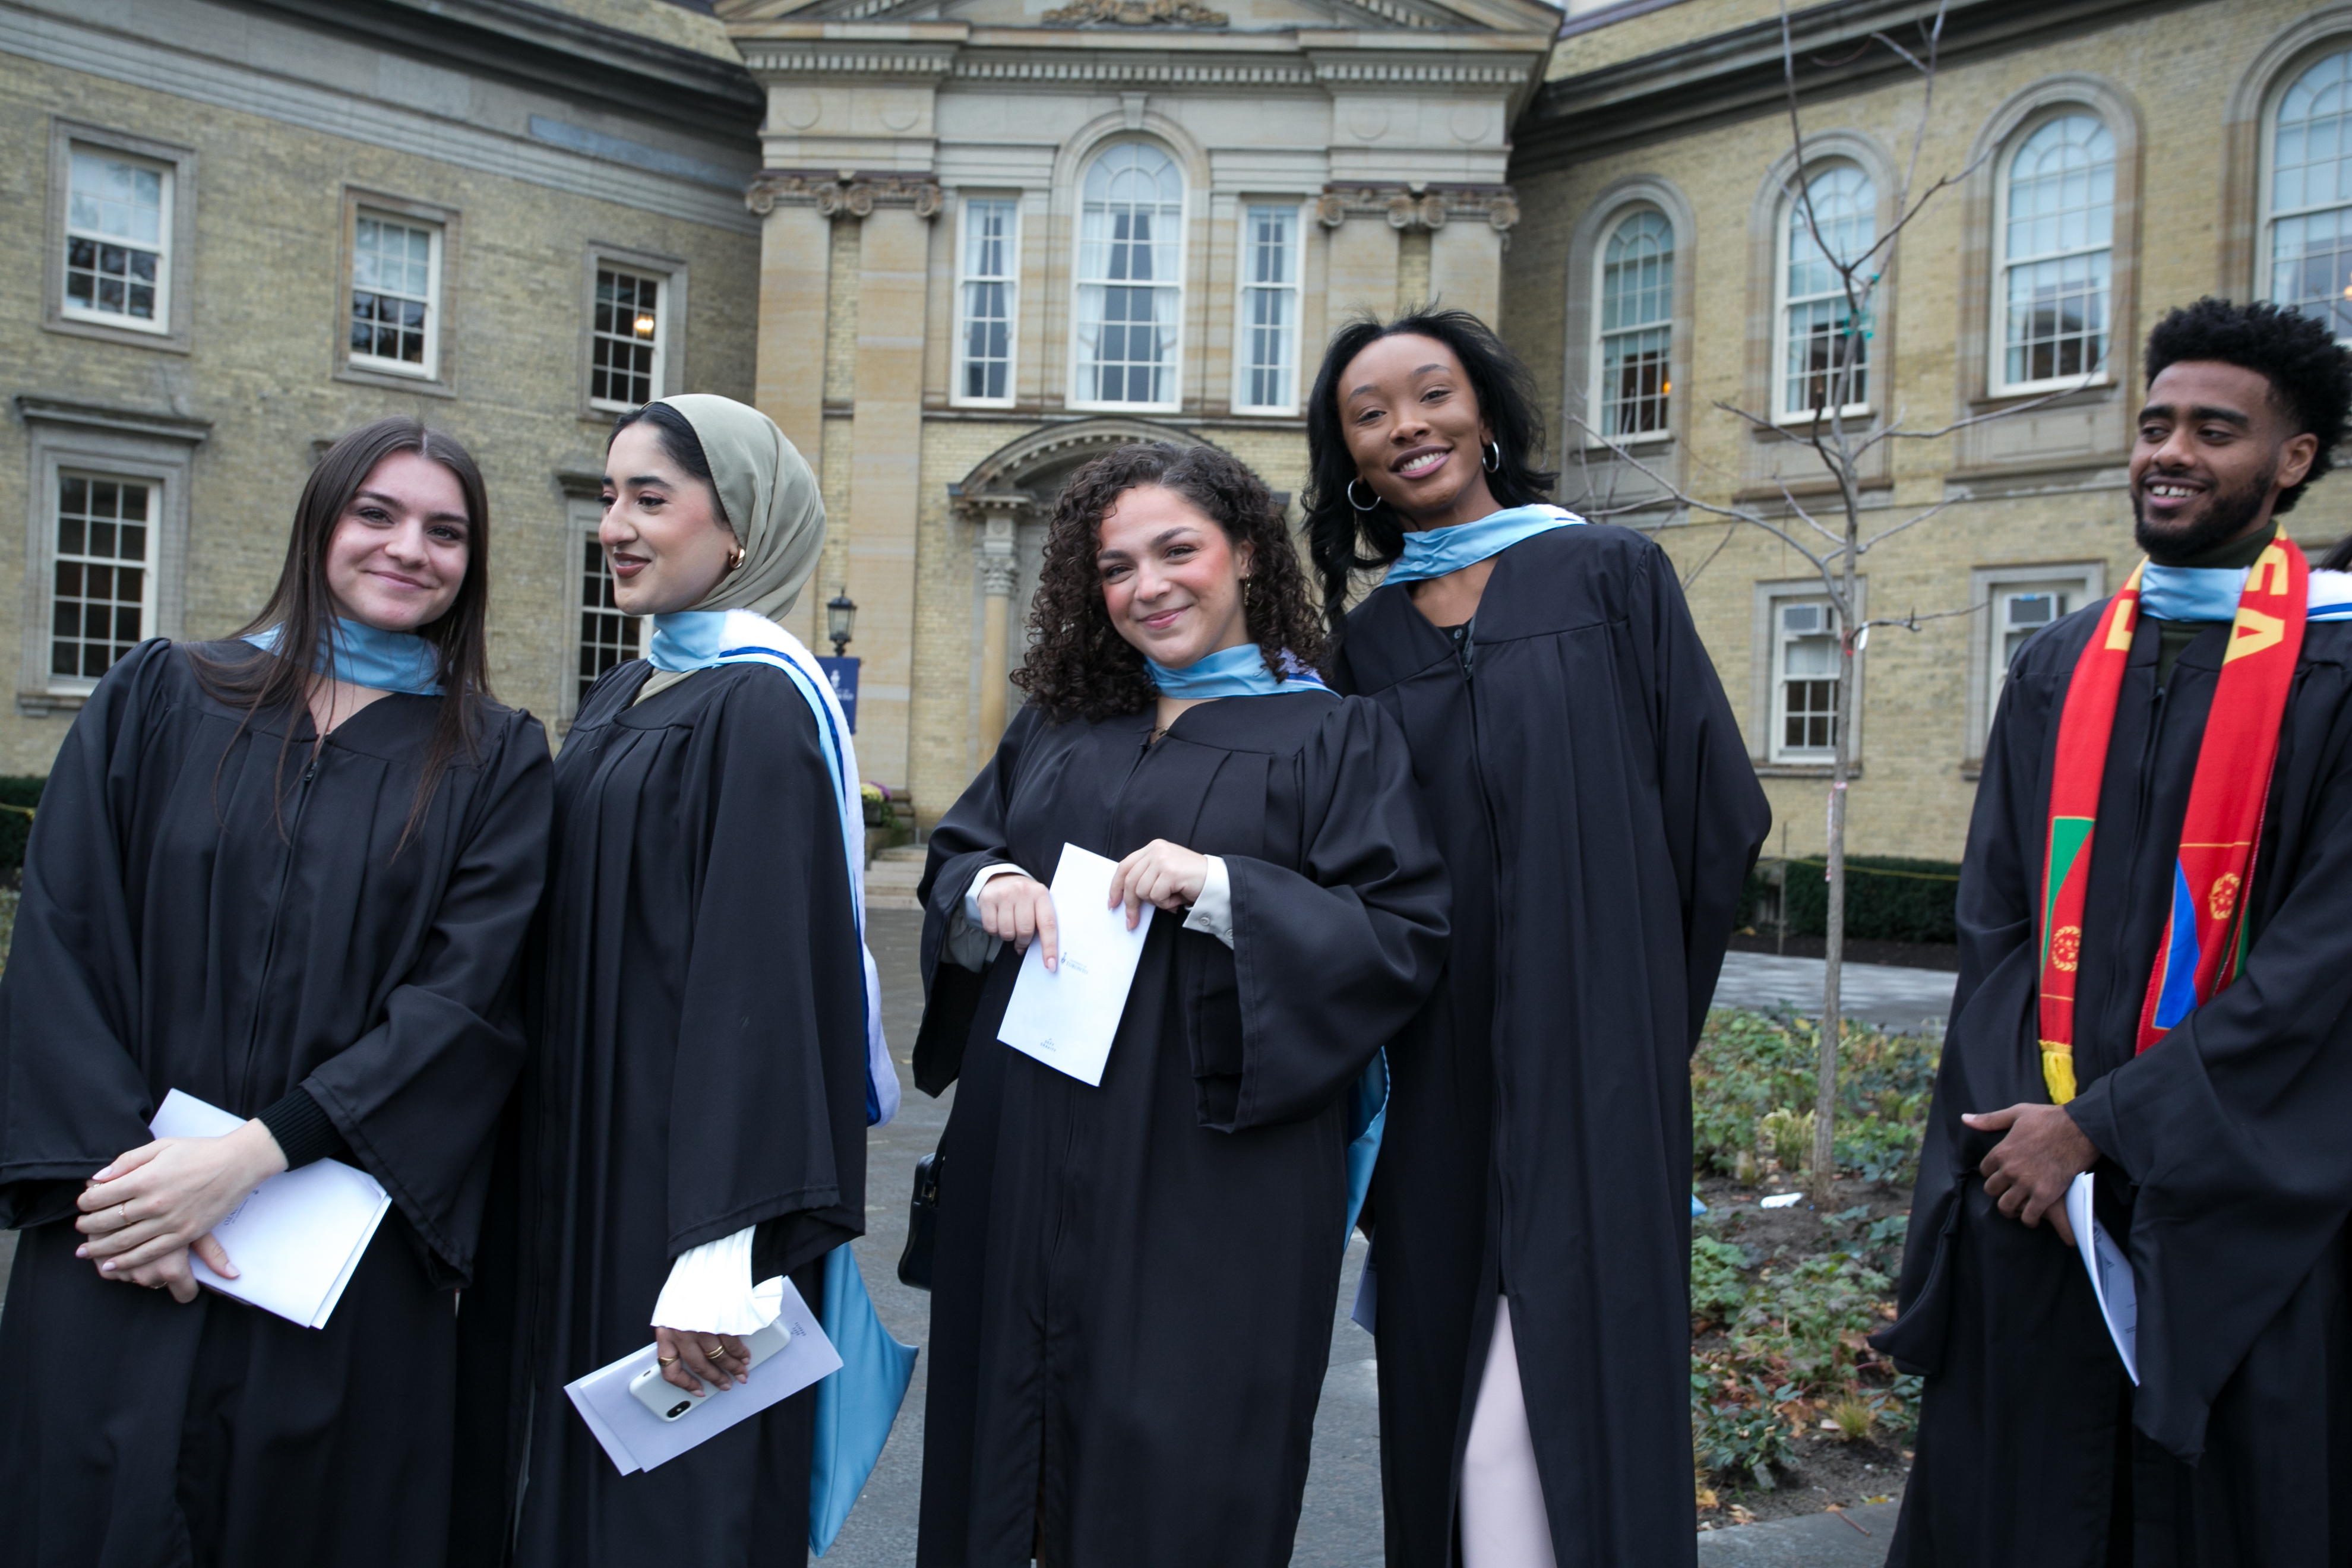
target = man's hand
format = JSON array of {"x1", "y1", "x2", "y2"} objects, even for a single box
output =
[
  {"x1": 1966, "y1": 1103, "x2": 2097, "y2": 1247},
  {"x1": 653, "y1": 1325, "x2": 750, "y2": 1395}
]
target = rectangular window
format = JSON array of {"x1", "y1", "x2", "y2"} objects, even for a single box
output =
[
  {"x1": 1773, "y1": 600, "x2": 1841, "y2": 760},
  {"x1": 1234, "y1": 204, "x2": 1300, "y2": 413},
  {"x1": 63, "y1": 148, "x2": 170, "y2": 331},
  {"x1": 350, "y1": 213, "x2": 442, "y2": 377},
  {"x1": 591, "y1": 267, "x2": 665, "y2": 410},
  {"x1": 1071, "y1": 143, "x2": 1185, "y2": 409},
  {"x1": 956, "y1": 200, "x2": 1019, "y2": 405},
  {"x1": 578, "y1": 532, "x2": 643, "y2": 706},
  {"x1": 52, "y1": 474, "x2": 153, "y2": 681}
]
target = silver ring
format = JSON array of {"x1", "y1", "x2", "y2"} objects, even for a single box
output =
[{"x1": 1346, "y1": 479, "x2": 1380, "y2": 513}]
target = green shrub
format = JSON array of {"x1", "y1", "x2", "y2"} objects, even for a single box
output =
[
  {"x1": 1774, "y1": 855, "x2": 1962, "y2": 944},
  {"x1": 1690, "y1": 1235, "x2": 1751, "y2": 1327},
  {"x1": 1690, "y1": 1011, "x2": 1940, "y2": 1187},
  {"x1": 0, "y1": 777, "x2": 43, "y2": 874}
]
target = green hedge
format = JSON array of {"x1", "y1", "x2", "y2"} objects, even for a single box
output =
[
  {"x1": 1752, "y1": 855, "x2": 1962, "y2": 946},
  {"x1": 0, "y1": 777, "x2": 46, "y2": 875}
]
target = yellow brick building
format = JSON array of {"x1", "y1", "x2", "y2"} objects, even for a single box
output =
[
  {"x1": 0, "y1": 0, "x2": 765, "y2": 764},
  {"x1": 1504, "y1": 0, "x2": 2352, "y2": 861}
]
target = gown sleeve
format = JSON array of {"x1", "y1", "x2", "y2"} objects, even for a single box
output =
[
  {"x1": 659, "y1": 671, "x2": 867, "y2": 1281},
  {"x1": 1201, "y1": 697, "x2": 1450, "y2": 1131},
  {"x1": 1629, "y1": 543, "x2": 1773, "y2": 1050},
  {"x1": 301, "y1": 711, "x2": 554, "y2": 1285},
  {"x1": 0, "y1": 641, "x2": 178, "y2": 1228},
  {"x1": 912, "y1": 707, "x2": 1040, "y2": 1096}
]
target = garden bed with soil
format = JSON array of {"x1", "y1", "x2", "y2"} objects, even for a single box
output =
[{"x1": 1688, "y1": 1009, "x2": 1939, "y2": 1528}]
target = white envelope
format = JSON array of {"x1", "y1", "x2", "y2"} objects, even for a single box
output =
[
  {"x1": 563, "y1": 1276, "x2": 843, "y2": 1474},
  {"x1": 147, "y1": 1088, "x2": 391, "y2": 1330},
  {"x1": 994, "y1": 843, "x2": 1155, "y2": 1088},
  {"x1": 2065, "y1": 1171, "x2": 2139, "y2": 1384}
]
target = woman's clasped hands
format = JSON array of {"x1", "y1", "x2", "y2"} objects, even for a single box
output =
[{"x1": 71, "y1": 1121, "x2": 289, "y2": 1302}]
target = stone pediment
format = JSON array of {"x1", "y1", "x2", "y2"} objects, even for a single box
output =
[{"x1": 719, "y1": 0, "x2": 1556, "y2": 34}]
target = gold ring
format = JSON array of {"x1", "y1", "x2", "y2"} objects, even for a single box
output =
[
  {"x1": 657, "y1": 1354, "x2": 679, "y2": 1365},
  {"x1": 703, "y1": 1342, "x2": 726, "y2": 1359}
]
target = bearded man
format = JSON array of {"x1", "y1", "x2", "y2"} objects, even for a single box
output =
[{"x1": 1880, "y1": 298, "x2": 2352, "y2": 1566}]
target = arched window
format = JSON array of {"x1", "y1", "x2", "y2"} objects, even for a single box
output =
[
  {"x1": 1597, "y1": 208, "x2": 1673, "y2": 437},
  {"x1": 1995, "y1": 113, "x2": 2116, "y2": 391},
  {"x1": 2268, "y1": 48, "x2": 2352, "y2": 338},
  {"x1": 1071, "y1": 142, "x2": 1184, "y2": 408},
  {"x1": 1776, "y1": 165, "x2": 1876, "y2": 419}
]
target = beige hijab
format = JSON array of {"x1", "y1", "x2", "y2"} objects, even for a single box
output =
[{"x1": 631, "y1": 393, "x2": 826, "y2": 704}]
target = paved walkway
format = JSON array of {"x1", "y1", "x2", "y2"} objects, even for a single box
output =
[{"x1": 1712, "y1": 950, "x2": 1955, "y2": 1032}]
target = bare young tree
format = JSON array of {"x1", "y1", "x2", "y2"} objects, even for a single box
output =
[{"x1": 1570, "y1": 0, "x2": 2094, "y2": 1203}]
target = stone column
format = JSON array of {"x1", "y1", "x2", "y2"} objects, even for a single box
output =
[
  {"x1": 745, "y1": 177, "x2": 833, "y2": 463},
  {"x1": 976, "y1": 515, "x2": 1019, "y2": 755},
  {"x1": 842, "y1": 180, "x2": 941, "y2": 791},
  {"x1": 1425, "y1": 186, "x2": 1520, "y2": 328}
]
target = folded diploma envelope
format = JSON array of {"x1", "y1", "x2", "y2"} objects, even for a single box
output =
[
  {"x1": 564, "y1": 1276, "x2": 843, "y2": 1474},
  {"x1": 994, "y1": 842, "x2": 1155, "y2": 1088},
  {"x1": 147, "y1": 1088, "x2": 392, "y2": 1330}
]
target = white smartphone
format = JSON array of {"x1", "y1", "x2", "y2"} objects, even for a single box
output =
[{"x1": 628, "y1": 1316, "x2": 794, "y2": 1422}]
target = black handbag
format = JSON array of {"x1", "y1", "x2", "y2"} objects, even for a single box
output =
[{"x1": 897, "y1": 1151, "x2": 943, "y2": 1291}]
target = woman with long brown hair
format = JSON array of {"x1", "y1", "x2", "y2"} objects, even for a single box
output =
[
  {"x1": 910, "y1": 441, "x2": 1449, "y2": 1567},
  {"x1": 0, "y1": 417, "x2": 552, "y2": 1567}
]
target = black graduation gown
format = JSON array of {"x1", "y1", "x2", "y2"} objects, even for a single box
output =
[
  {"x1": 502, "y1": 660, "x2": 869, "y2": 1568},
  {"x1": 0, "y1": 639, "x2": 552, "y2": 1568},
  {"x1": 1879, "y1": 605, "x2": 2352, "y2": 1567},
  {"x1": 909, "y1": 690, "x2": 1449, "y2": 1568},
  {"x1": 1331, "y1": 524, "x2": 1771, "y2": 1568}
]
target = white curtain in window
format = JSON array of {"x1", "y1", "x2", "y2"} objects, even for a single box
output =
[
  {"x1": 2000, "y1": 115, "x2": 2115, "y2": 388},
  {"x1": 2271, "y1": 49, "x2": 2352, "y2": 338},
  {"x1": 1780, "y1": 166, "x2": 1876, "y2": 417},
  {"x1": 960, "y1": 200, "x2": 1018, "y2": 401},
  {"x1": 1074, "y1": 143, "x2": 1184, "y2": 406},
  {"x1": 1598, "y1": 209, "x2": 1673, "y2": 436},
  {"x1": 1237, "y1": 204, "x2": 1298, "y2": 411}
]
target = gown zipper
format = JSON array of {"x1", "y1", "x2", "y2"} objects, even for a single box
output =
[{"x1": 237, "y1": 747, "x2": 321, "y2": 1109}]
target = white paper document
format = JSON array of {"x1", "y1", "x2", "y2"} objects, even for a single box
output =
[
  {"x1": 564, "y1": 1276, "x2": 842, "y2": 1474},
  {"x1": 147, "y1": 1088, "x2": 391, "y2": 1330},
  {"x1": 2065, "y1": 1172, "x2": 2139, "y2": 1384},
  {"x1": 994, "y1": 843, "x2": 1155, "y2": 1088}
]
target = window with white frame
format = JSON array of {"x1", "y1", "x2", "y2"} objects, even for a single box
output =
[
  {"x1": 2267, "y1": 48, "x2": 2352, "y2": 339},
  {"x1": 1994, "y1": 114, "x2": 2116, "y2": 392},
  {"x1": 1990, "y1": 583, "x2": 2072, "y2": 712},
  {"x1": 1776, "y1": 165, "x2": 1876, "y2": 419},
  {"x1": 63, "y1": 148, "x2": 171, "y2": 331},
  {"x1": 350, "y1": 213, "x2": 442, "y2": 377},
  {"x1": 50, "y1": 473, "x2": 154, "y2": 682},
  {"x1": 956, "y1": 198, "x2": 1019, "y2": 404},
  {"x1": 1235, "y1": 203, "x2": 1301, "y2": 413},
  {"x1": 1072, "y1": 143, "x2": 1185, "y2": 409},
  {"x1": 1597, "y1": 208, "x2": 1673, "y2": 437},
  {"x1": 1772, "y1": 599, "x2": 1842, "y2": 761},
  {"x1": 591, "y1": 267, "x2": 665, "y2": 410},
  {"x1": 577, "y1": 530, "x2": 643, "y2": 705}
]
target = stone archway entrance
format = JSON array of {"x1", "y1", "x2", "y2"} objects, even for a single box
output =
[{"x1": 950, "y1": 418, "x2": 1210, "y2": 753}]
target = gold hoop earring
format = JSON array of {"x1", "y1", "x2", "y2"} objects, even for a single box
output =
[{"x1": 727, "y1": 545, "x2": 747, "y2": 573}]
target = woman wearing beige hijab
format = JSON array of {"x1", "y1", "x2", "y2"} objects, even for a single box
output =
[{"x1": 496, "y1": 396, "x2": 897, "y2": 1567}]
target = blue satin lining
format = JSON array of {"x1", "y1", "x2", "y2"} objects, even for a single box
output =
[
  {"x1": 1145, "y1": 643, "x2": 1327, "y2": 698},
  {"x1": 1382, "y1": 504, "x2": 1583, "y2": 586},
  {"x1": 242, "y1": 618, "x2": 442, "y2": 696}
]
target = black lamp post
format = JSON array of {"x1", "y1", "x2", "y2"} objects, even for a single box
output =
[{"x1": 826, "y1": 592, "x2": 857, "y2": 657}]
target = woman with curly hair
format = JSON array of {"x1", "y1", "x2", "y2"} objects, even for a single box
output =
[
  {"x1": 909, "y1": 441, "x2": 1449, "y2": 1567},
  {"x1": 1305, "y1": 311, "x2": 1769, "y2": 1568}
]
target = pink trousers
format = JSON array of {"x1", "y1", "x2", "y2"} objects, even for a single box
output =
[{"x1": 1459, "y1": 1296, "x2": 1558, "y2": 1568}]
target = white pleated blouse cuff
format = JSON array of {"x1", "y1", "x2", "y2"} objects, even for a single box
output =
[
  {"x1": 650, "y1": 1225, "x2": 770, "y2": 1335},
  {"x1": 944, "y1": 861, "x2": 1024, "y2": 971},
  {"x1": 1181, "y1": 856, "x2": 1235, "y2": 949}
]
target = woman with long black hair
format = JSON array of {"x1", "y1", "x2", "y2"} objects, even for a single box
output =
[
  {"x1": 0, "y1": 417, "x2": 552, "y2": 1566},
  {"x1": 1308, "y1": 311, "x2": 1770, "y2": 1568},
  {"x1": 911, "y1": 441, "x2": 1449, "y2": 1568}
]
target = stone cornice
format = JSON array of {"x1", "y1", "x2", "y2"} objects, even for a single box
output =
[
  {"x1": 15, "y1": 394, "x2": 211, "y2": 445},
  {"x1": 1316, "y1": 181, "x2": 1519, "y2": 231},
  {"x1": 747, "y1": 169, "x2": 944, "y2": 218},
  {"x1": 1517, "y1": 0, "x2": 2205, "y2": 170},
  {"x1": 242, "y1": 0, "x2": 763, "y2": 137}
]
